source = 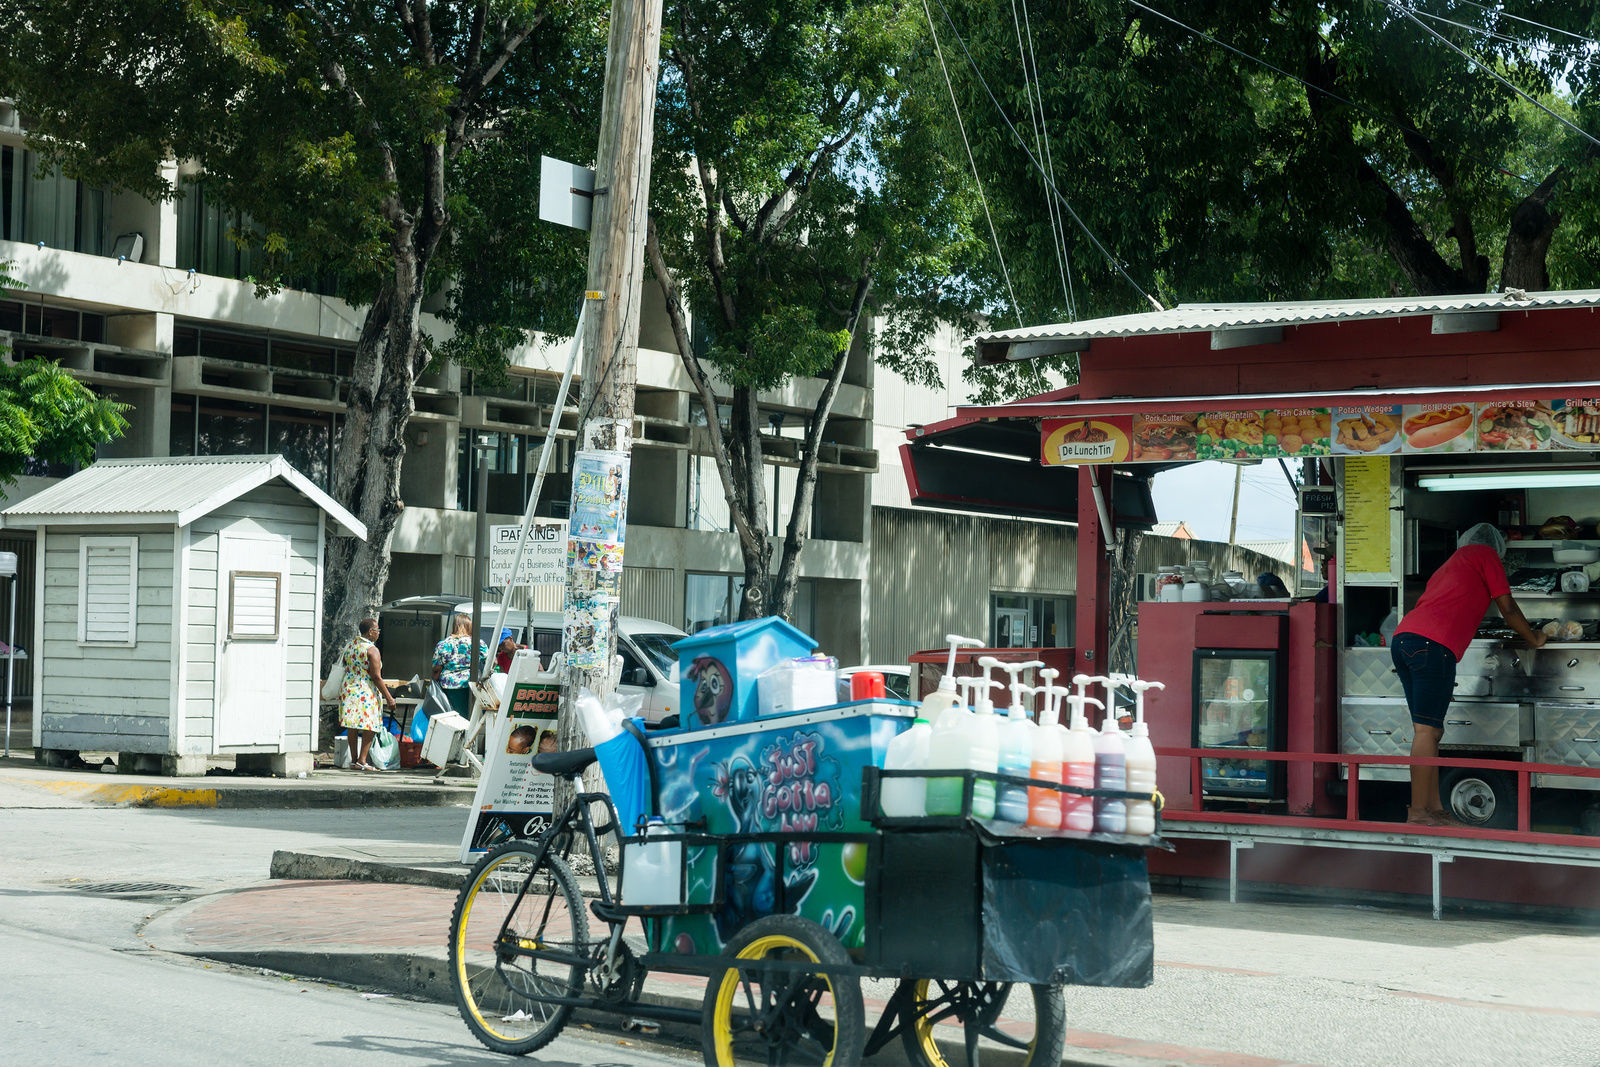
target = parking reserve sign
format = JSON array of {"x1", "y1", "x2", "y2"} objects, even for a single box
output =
[{"x1": 488, "y1": 520, "x2": 568, "y2": 587}]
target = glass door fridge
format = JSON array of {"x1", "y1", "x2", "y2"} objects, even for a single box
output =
[{"x1": 1191, "y1": 649, "x2": 1284, "y2": 800}]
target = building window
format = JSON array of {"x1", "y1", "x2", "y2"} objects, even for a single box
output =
[
  {"x1": 457, "y1": 430, "x2": 569, "y2": 517},
  {"x1": 170, "y1": 393, "x2": 336, "y2": 488},
  {"x1": 78, "y1": 536, "x2": 138, "y2": 646},
  {"x1": 268, "y1": 405, "x2": 335, "y2": 489},
  {"x1": 227, "y1": 571, "x2": 281, "y2": 639},
  {"x1": 990, "y1": 593, "x2": 1074, "y2": 649},
  {"x1": 196, "y1": 397, "x2": 266, "y2": 455},
  {"x1": 685, "y1": 573, "x2": 816, "y2": 637},
  {"x1": 1, "y1": 145, "x2": 107, "y2": 255}
]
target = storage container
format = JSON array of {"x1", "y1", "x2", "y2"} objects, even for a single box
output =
[{"x1": 673, "y1": 617, "x2": 817, "y2": 728}]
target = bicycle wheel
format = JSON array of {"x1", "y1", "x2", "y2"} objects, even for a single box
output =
[
  {"x1": 899, "y1": 980, "x2": 1065, "y2": 1067},
  {"x1": 701, "y1": 914, "x2": 864, "y2": 1066},
  {"x1": 449, "y1": 841, "x2": 590, "y2": 1055}
]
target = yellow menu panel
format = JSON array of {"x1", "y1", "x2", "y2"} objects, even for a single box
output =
[{"x1": 1343, "y1": 456, "x2": 1391, "y2": 576}]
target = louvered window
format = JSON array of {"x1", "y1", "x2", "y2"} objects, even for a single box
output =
[
  {"x1": 78, "y1": 536, "x2": 138, "y2": 646},
  {"x1": 228, "y1": 571, "x2": 281, "y2": 639}
]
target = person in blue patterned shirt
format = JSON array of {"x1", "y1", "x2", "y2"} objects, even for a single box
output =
[{"x1": 432, "y1": 613, "x2": 487, "y2": 714}]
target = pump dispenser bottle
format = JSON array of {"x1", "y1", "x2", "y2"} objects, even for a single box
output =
[
  {"x1": 1092, "y1": 690, "x2": 1129, "y2": 834},
  {"x1": 900, "y1": 636, "x2": 981, "y2": 818},
  {"x1": 964, "y1": 658, "x2": 1004, "y2": 820},
  {"x1": 1124, "y1": 680, "x2": 1163, "y2": 836},
  {"x1": 1060, "y1": 690, "x2": 1101, "y2": 833},
  {"x1": 1027, "y1": 669, "x2": 1065, "y2": 831},
  {"x1": 994, "y1": 660, "x2": 1043, "y2": 825}
]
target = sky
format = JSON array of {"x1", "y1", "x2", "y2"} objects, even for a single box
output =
[{"x1": 1151, "y1": 460, "x2": 1302, "y2": 544}]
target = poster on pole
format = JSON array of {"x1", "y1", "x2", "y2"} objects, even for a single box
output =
[
  {"x1": 488, "y1": 520, "x2": 568, "y2": 587},
  {"x1": 564, "y1": 450, "x2": 629, "y2": 672},
  {"x1": 458, "y1": 651, "x2": 562, "y2": 862}
]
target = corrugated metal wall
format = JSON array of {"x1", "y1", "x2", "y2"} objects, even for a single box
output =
[{"x1": 622, "y1": 566, "x2": 678, "y2": 626}]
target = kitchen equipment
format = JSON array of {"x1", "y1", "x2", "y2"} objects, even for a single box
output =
[
  {"x1": 1192, "y1": 649, "x2": 1284, "y2": 799},
  {"x1": 1552, "y1": 545, "x2": 1600, "y2": 564},
  {"x1": 1562, "y1": 571, "x2": 1592, "y2": 593}
]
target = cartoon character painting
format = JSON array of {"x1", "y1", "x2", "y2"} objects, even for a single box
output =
[
  {"x1": 709, "y1": 755, "x2": 817, "y2": 942},
  {"x1": 687, "y1": 655, "x2": 734, "y2": 725}
]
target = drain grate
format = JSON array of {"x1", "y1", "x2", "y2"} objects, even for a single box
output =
[{"x1": 67, "y1": 881, "x2": 195, "y2": 896}]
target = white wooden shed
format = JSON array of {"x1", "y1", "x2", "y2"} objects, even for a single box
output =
[{"x1": 0, "y1": 455, "x2": 365, "y2": 775}]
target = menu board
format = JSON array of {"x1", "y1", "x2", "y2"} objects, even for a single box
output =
[
  {"x1": 1343, "y1": 456, "x2": 1392, "y2": 576},
  {"x1": 1041, "y1": 397, "x2": 1600, "y2": 465}
]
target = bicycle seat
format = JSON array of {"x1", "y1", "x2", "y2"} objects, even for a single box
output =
[{"x1": 531, "y1": 747, "x2": 598, "y2": 777}]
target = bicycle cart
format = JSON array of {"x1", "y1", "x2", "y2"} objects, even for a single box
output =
[{"x1": 448, "y1": 700, "x2": 1163, "y2": 1065}]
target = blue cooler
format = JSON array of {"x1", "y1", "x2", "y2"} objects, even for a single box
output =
[{"x1": 673, "y1": 617, "x2": 815, "y2": 728}]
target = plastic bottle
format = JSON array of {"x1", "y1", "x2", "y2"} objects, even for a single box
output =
[
  {"x1": 1093, "y1": 706, "x2": 1129, "y2": 835},
  {"x1": 1060, "y1": 689, "x2": 1101, "y2": 834},
  {"x1": 994, "y1": 660, "x2": 1044, "y2": 825},
  {"x1": 920, "y1": 636, "x2": 983, "y2": 817},
  {"x1": 1125, "y1": 679, "x2": 1164, "y2": 836},
  {"x1": 965, "y1": 658, "x2": 1003, "y2": 820},
  {"x1": 1027, "y1": 669, "x2": 1065, "y2": 831},
  {"x1": 881, "y1": 716, "x2": 932, "y2": 818},
  {"x1": 623, "y1": 816, "x2": 682, "y2": 907}
]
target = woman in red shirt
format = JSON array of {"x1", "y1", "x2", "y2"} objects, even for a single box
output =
[{"x1": 1390, "y1": 523, "x2": 1544, "y2": 828}]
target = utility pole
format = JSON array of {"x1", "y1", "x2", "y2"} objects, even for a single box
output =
[
  {"x1": 554, "y1": 0, "x2": 665, "y2": 787},
  {"x1": 1228, "y1": 464, "x2": 1242, "y2": 545}
]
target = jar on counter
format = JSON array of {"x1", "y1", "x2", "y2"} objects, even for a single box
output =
[
  {"x1": 1182, "y1": 572, "x2": 1207, "y2": 602},
  {"x1": 1156, "y1": 566, "x2": 1184, "y2": 602}
]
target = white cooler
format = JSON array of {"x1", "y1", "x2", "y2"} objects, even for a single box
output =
[{"x1": 421, "y1": 711, "x2": 470, "y2": 766}]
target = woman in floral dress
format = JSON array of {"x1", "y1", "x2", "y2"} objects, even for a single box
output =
[
  {"x1": 340, "y1": 618, "x2": 395, "y2": 770},
  {"x1": 432, "y1": 613, "x2": 487, "y2": 715}
]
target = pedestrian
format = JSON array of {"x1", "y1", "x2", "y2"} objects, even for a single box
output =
[
  {"x1": 1390, "y1": 523, "x2": 1544, "y2": 827},
  {"x1": 494, "y1": 628, "x2": 520, "y2": 673},
  {"x1": 432, "y1": 613, "x2": 487, "y2": 715},
  {"x1": 339, "y1": 618, "x2": 395, "y2": 771}
]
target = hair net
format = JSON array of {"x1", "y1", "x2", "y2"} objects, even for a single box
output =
[{"x1": 1458, "y1": 522, "x2": 1506, "y2": 558}]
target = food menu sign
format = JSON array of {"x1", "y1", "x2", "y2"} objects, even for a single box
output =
[{"x1": 1039, "y1": 399, "x2": 1600, "y2": 465}]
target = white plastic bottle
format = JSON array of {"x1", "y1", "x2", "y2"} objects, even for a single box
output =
[
  {"x1": 921, "y1": 633, "x2": 985, "y2": 719},
  {"x1": 623, "y1": 816, "x2": 682, "y2": 907},
  {"x1": 994, "y1": 660, "x2": 1044, "y2": 825},
  {"x1": 964, "y1": 658, "x2": 1004, "y2": 820},
  {"x1": 1060, "y1": 690, "x2": 1101, "y2": 834},
  {"x1": 1027, "y1": 669, "x2": 1064, "y2": 831},
  {"x1": 1093, "y1": 711, "x2": 1129, "y2": 835},
  {"x1": 920, "y1": 635, "x2": 983, "y2": 817},
  {"x1": 881, "y1": 716, "x2": 932, "y2": 818},
  {"x1": 1124, "y1": 679, "x2": 1164, "y2": 836}
]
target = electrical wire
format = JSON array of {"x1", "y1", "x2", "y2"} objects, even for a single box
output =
[
  {"x1": 1021, "y1": 0, "x2": 1077, "y2": 320},
  {"x1": 1388, "y1": 1, "x2": 1600, "y2": 149},
  {"x1": 1123, "y1": 0, "x2": 1536, "y2": 185},
  {"x1": 1444, "y1": 0, "x2": 1600, "y2": 48},
  {"x1": 931, "y1": 0, "x2": 1165, "y2": 312},
  {"x1": 919, "y1": 0, "x2": 1024, "y2": 327},
  {"x1": 1411, "y1": 7, "x2": 1560, "y2": 54},
  {"x1": 1008, "y1": 0, "x2": 1074, "y2": 319}
]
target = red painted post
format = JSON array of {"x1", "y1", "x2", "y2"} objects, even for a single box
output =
[
  {"x1": 1073, "y1": 466, "x2": 1110, "y2": 686},
  {"x1": 1191, "y1": 755, "x2": 1204, "y2": 812},
  {"x1": 1346, "y1": 758, "x2": 1360, "y2": 823},
  {"x1": 1517, "y1": 766, "x2": 1532, "y2": 833}
]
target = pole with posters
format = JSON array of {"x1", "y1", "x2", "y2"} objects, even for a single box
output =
[{"x1": 554, "y1": 0, "x2": 665, "y2": 812}]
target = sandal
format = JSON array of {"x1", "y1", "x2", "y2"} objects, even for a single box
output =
[{"x1": 1407, "y1": 806, "x2": 1472, "y2": 829}]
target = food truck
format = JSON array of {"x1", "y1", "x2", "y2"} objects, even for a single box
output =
[{"x1": 902, "y1": 290, "x2": 1600, "y2": 915}]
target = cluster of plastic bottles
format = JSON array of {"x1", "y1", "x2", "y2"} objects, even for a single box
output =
[{"x1": 881, "y1": 635, "x2": 1160, "y2": 838}]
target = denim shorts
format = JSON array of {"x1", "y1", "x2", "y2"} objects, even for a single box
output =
[{"x1": 1390, "y1": 632, "x2": 1455, "y2": 730}]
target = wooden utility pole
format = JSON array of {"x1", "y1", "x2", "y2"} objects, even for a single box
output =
[
  {"x1": 554, "y1": 0, "x2": 665, "y2": 784},
  {"x1": 1228, "y1": 464, "x2": 1242, "y2": 545}
]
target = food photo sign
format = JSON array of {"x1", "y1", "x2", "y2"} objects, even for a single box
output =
[{"x1": 1042, "y1": 399, "x2": 1600, "y2": 465}]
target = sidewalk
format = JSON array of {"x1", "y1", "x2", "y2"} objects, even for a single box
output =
[
  {"x1": 139, "y1": 875, "x2": 1600, "y2": 1067},
  {"x1": 0, "y1": 753, "x2": 477, "y2": 810}
]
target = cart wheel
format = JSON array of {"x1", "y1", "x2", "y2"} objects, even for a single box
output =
[
  {"x1": 449, "y1": 841, "x2": 589, "y2": 1056},
  {"x1": 899, "y1": 980, "x2": 1066, "y2": 1067},
  {"x1": 1441, "y1": 767, "x2": 1517, "y2": 830},
  {"x1": 701, "y1": 914, "x2": 864, "y2": 1066}
]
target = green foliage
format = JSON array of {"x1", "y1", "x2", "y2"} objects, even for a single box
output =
[
  {"x1": 0, "y1": 358, "x2": 129, "y2": 486},
  {"x1": 930, "y1": 0, "x2": 1600, "y2": 401},
  {"x1": 651, "y1": 0, "x2": 989, "y2": 395}
]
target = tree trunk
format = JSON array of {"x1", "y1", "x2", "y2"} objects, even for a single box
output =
[
  {"x1": 1501, "y1": 168, "x2": 1564, "y2": 292},
  {"x1": 321, "y1": 273, "x2": 429, "y2": 673},
  {"x1": 1107, "y1": 529, "x2": 1144, "y2": 679},
  {"x1": 729, "y1": 383, "x2": 772, "y2": 620}
]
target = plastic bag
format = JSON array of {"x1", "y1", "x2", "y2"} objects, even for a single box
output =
[{"x1": 370, "y1": 728, "x2": 401, "y2": 770}]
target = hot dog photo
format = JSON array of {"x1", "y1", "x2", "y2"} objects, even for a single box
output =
[{"x1": 1400, "y1": 403, "x2": 1474, "y2": 452}]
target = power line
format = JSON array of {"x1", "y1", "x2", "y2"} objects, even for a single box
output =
[
  {"x1": 1389, "y1": 1, "x2": 1600, "y2": 149},
  {"x1": 1008, "y1": 0, "x2": 1075, "y2": 319},
  {"x1": 1023, "y1": 0, "x2": 1078, "y2": 319},
  {"x1": 1124, "y1": 0, "x2": 1536, "y2": 185},
  {"x1": 918, "y1": 0, "x2": 1023, "y2": 327},
  {"x1": 931, "y1": 0, "x2": 1165, "y2": 312},
  {"x1": 1445, "y1": 0, "x2": 1600, "y2": 48}
]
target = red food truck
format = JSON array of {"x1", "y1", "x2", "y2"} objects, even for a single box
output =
[{"x1": 903, "y1": 290, "x2": 1600, "y2": 917}]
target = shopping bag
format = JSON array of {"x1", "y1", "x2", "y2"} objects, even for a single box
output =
[
  {"x1": 412, "y1": 682, "x2": 452, "y2": 743},
  {"x1": 594, "y1": 719, "x2": 650, "y2": 834},
  {"x1": 320, "y1": 659, "x2": 346, "y2": 702},
  {"x1": 370, "y1": 727, "x2": 401, "y2": 770}
]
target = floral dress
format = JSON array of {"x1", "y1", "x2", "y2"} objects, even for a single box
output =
[{"x1": 338, "y1": 637, "x2": 382, "y2": 732}]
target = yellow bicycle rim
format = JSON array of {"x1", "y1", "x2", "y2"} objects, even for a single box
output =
[
  {"x1": 710, "y1": 934, "x2": 835, "y2": 1066},
  {"x1": 455, "y1": 853, "x2": 538, "y2": 1043},
  {"x1": 909, "y1": 980, "x2": 1037, "y2": 1067}
]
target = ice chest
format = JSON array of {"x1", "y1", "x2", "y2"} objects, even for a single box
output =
[
  {"x1": 642, "y1": 700, "x2": 914, "y2": 955},
  {"x1": 673, "y1": 617, "x2": 816, "y2": 728}
]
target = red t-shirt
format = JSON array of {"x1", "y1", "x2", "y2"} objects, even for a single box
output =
[{"x1": 1394, "y1": 543, "x2": 1510, "y2": 661}]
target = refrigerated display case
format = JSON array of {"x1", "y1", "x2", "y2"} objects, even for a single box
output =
[{"x1": 1192, "y1": 649, "x2": 1284, "y2": 799}]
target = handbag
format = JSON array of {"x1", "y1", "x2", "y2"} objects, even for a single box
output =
[{"x1": 320, "y1": 656, "x2": 346, "y2": 702}]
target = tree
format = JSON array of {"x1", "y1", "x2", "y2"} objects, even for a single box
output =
[
  {"x1": 0, "y1": 1, "x2": 601, "y2": 664},
  {"x1": 644, "y1": 0, "x2": 988, "y2": 621},
  {"x1": 0, "y1": 264, "x2": 130, "y2": 484},
  {"x1": 926, "y1": 0, "x2": 1600, "y2": 401}
]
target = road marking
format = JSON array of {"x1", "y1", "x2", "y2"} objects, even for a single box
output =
[{"x1": 1386, "y1": 989, "x2": 1600, "y2": 1019}]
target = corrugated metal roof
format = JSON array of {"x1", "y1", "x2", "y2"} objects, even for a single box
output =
[
  {"x1": 974, "y1": 288, "x2": 1600, "y2": 350},
  {"x1": 1, "y1": 455, "x2": 365, "y2": 537}
]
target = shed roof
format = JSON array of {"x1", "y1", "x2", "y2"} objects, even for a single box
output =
[
  {"x1": 974, "y1": 288, "x2": 1600, "y2": 362},
  {"x1": 0, "y1": 455, "x2": 367, "y2": 538}
]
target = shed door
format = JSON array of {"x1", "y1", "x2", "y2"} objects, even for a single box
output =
[{"x1": 215, "y1": 533, "x2": 290, "y2": 748}]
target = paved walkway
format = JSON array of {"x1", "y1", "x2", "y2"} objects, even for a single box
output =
[{"x1": 143, "y1": 875, "x2": 1600, "y2": 1067}]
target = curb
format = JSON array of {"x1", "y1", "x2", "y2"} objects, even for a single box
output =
[
  {"x1": 3, "y1": 778, "x2": 476, "y2": 810},
  {"x1": 269, "y1": 850, "x2": 470, "y2": 891}
]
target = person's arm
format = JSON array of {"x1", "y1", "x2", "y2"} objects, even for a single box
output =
[
  {"x1": 1493, "y1": 594, "x2": 1547, "y2": 648},
  {"x1": 368, "y1": 645, "x2": 396, "y2": 708}
]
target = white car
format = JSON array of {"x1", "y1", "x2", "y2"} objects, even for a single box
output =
[
  {"x1": 835, "y1": 664, "x2": 913, "y2": 703},
  {"x1": 380, "y1": 597, "x2": 686, "y2": 721}
]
